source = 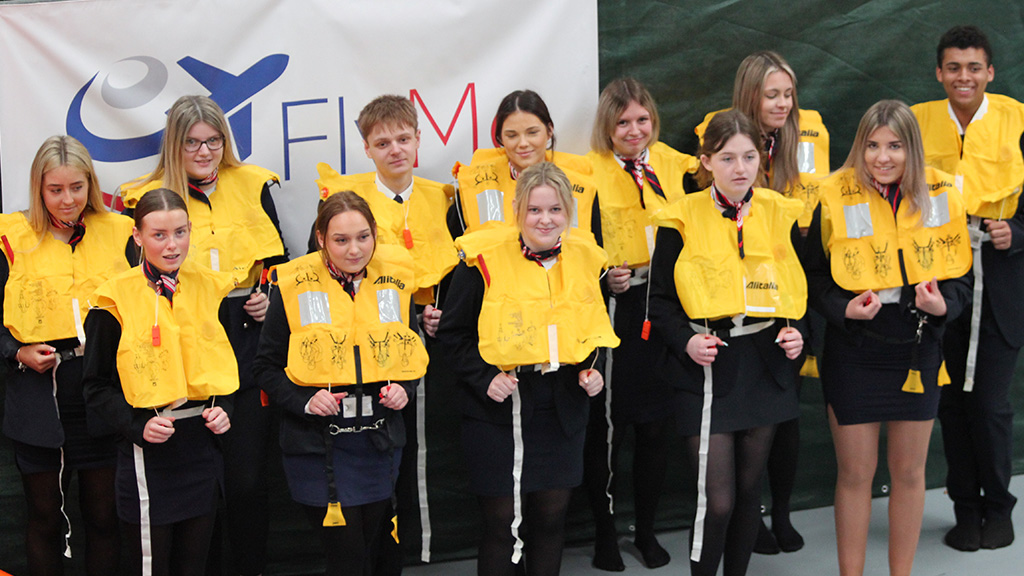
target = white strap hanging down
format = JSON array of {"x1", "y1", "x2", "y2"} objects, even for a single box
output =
[
  {"x1": 964, "y1": 217, "x2": 990, "y2": 392},
  {"x1": 415, "y1": 374, "x2": 432, "y2": 562},
  {"x1": 134, "y1": 445, "x2": 154, "y2": 576},
  {"x1": 685, "y1": 317, "x2": 775, "y2": 562},
  {"x1": 415, "y1": 320, "x2": 434, "y2": 562},
  {"x1": 51, "y1": 355, "x2": 72, "y2": 558},
  {"x1": 547, "y1": 325, "x2": 559, "y2": 372},
  {"x1": 601, "y1": 298, "x2": 617, "y2": 514},
  {"x1": 690, "y1": 362, "x2": 714, "y2": 563},
  {"x1": 71, "y1": 297, "x2": 86, "y2": 346},
  {"x1": 509, "y1": 381, "x2": 525, "y2": 564}
]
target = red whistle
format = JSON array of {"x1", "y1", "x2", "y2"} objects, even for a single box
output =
[
  {"x1": 152, "y1": 325, "x2": 161, "y2": 347},
  {"x1": 926, "y1": 282, "x2": 934, "y2": 293},
  {"x1": 42, "y1": 349, "x2": 53, "y2": 356},
  {"x1": 863, "y1": 295, "x2": 872, "y2": 306},
  {"x1": 403, "y1": 228, "x2": 414, "y2": 249},
  {"x1": 641, "y1": 319, "x2": 651, "y2": 341}
]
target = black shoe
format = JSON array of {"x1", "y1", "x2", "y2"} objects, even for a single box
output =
[
  {"x1": 753, "y1": 519, "x2": 781, "y2": 555},
  {"x1": 592, "y1": 537, "x2": 625, "y2": 572},
  {"x1": 772, "y1": 521, "x2": 805, "y2": 553},
  {"x1": 944, "y1": 521, "x2": 982, "y2": 552},
  {"x1": 981, "y1": 517, "x2": 1015, "y2": 550},
  {"x1": 634, "y1": 535, "x2": 671, "y2": 569}
]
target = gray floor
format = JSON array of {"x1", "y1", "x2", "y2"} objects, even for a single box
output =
[{"x1": 408, "y1": 475, "x2": 1024, "y2": 575}]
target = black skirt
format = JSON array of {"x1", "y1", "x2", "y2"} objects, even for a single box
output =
[
  {"x1": 8, "y1": 357, "x2": 117, "y2": 474},
  {"x1": 673, "y1": 322, "x2": 799, "y2": 436},
  {"x1": 461, "y1": 372, "x2": 586, "y2": 496},
  {"x1": 822, "y1": 305, "x2": 942, "y2": 425}
]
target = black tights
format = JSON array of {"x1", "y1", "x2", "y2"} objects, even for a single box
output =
[
  {"x1": 22, "y1": 467, "x2": 119, "y2": 576},
  {"x1": 122, "y1": 510, "x2": 216, "y2": 576},
  {"x1": 583, "y1": 414, "x2": 672, "y2": 543},
  {"x1": 302, "y1": 499, "x2": 390, "y2": 576},
  {"x1": 477, "y1": 489, "x2": 571, "y2": 576},
  {"x1": 686, "y1": 425, "x2": 775, "y2": 576},
  {"x1": 765, "y1": 417, "x2": 800, "y2": 528}
]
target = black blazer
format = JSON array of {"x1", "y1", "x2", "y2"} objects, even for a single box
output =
[
  {"x1": 82, "y1": 308, "x2": 235, "y2": 447},
  {"x1": 800, "y1": 203, "x2": 972, "y2": 345},
  {"x1": 647, "y1": 226, "x2": 804, "y2": 396},
  {"x1": 435, "y1": 262, "x2": 591, "y2": 437},
  {"x1": 253, "y1": 287, "x2": 415, "y2": 457},
  {"x1": 976, "y1": 194, "x2": 1024, "y2": 347}
]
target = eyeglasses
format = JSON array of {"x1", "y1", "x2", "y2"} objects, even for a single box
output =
[{"x1": 183, "y1": 136, "x2": 225, "y2": 153}]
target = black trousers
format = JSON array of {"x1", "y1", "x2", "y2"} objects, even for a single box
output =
[
  {"x1": 213, "y1": 296, "x2": 274, "y2": 575},
  {"x1": 940, "y1": 294, "x2": 1019, "y2": 522}
]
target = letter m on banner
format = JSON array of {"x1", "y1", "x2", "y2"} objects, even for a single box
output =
[{"x1": 410, "y1": 83, "x2": 478, "y2": 161}]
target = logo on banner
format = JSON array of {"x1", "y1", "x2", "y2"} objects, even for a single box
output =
[{"x1": 66, "y1": 55, "x2": 288, "y2": 163}]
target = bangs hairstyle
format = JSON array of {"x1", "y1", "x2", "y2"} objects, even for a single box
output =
[
  {"x1": 590, "y1": 77, "x2": 660, "y2": 154},
  {"x1": 139, "y1": 95, "x2": 242, "y2": 197},
  {"x1": 513, "y1": 161, "x2": 574, "y2": 231},
  {"x1": 937, "y1": 25, "x2": 992, "y2": 67},
  {"x1": 314, "y1": 191, "x2": 378, "y2": 265},
  {"x1": 732, "y1": 50, "x2": 801, "y2": 194},
  {"x1": 28, "y1": 135, "x2": 105, "y2": 233},
  {"x1": 493, "y1": 89, "x2": 556, "y2": 151},
  {"x1": 842, "y1": 100, "x2": 929, "y2": 222},
  {"x1": 695, "y1": 110, "x2": 762, "y2": 189},
  {"x1": 357, "y1": 94, "x2": 419, "y2": 140}
]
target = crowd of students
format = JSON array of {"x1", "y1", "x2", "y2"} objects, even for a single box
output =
[{"x1": 2, "y1": 22, "x2": 1020, "y2": 576}]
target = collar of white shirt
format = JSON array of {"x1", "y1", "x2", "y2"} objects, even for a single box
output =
[
  {"x1": 376, "y1": 175, "x2": 413, "y2": 202},
  {"x1": 947, "y1": 94, "x2": 989, "y2": 135},
  {"x1": 613, "y1": 147, "x2": 650, "y2": 169}
]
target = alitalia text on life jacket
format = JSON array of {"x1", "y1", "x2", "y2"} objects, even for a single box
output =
[{"x1": 373, "y1": 275, "x2": 406, "y2": 289}]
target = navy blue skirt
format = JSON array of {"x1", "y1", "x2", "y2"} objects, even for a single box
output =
[
  {"x1": 115, "y1": 406, "x2": 222, "y2": 525},
  {"x1": 283, "y1": 430, "x2": 401, "y2": 508}
]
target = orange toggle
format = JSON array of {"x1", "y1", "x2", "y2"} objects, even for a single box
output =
[
  {"x1": 1, "y1": 235, "x2": 12, "y2": 263},
  {"x1": 477, "y1": 254, "x2": 491, "y2": 286}
]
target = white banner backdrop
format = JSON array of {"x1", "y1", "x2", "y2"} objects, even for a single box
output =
[{"x1": 0, "y1": 0, "x2": 599, "y2": 254}]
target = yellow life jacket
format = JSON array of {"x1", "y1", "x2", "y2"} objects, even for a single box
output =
[
  {"x1": 818, "y1": 167, "x2": 972, "y2": 292},
  {"x1": 653, "y1": 187, "x2": 807, "y2": 320},
  {"x1": 455, "y1": 226, "x2": 619, "y2": 371},
  {"x1": 1, "y1": 210, "x2": 133, "y2": 343},
  {"x1": 912, "y1": 94, "x2": 1024, "y2": 218},
  {"x1": 120, "y1": 164, "x2": 284, "y2": 286},
  {"x1": 90, "y1": 260, "x2": 239, "y2": 409},
  {"x1": 314, "y1": 165, "x2": 458, "y2": 304},
  {"x1": 696, "y1": 108, "x2": 830, "y2": 227},
  {"x1": 587, "y1": 142, "x2": 699, "y2": 268},
  {"x1": 452, "y1": 148, "x2": 597, "y2": 236},
  {"x1": 276, "y1": 248, "x2": 428, "y2": 386}
]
